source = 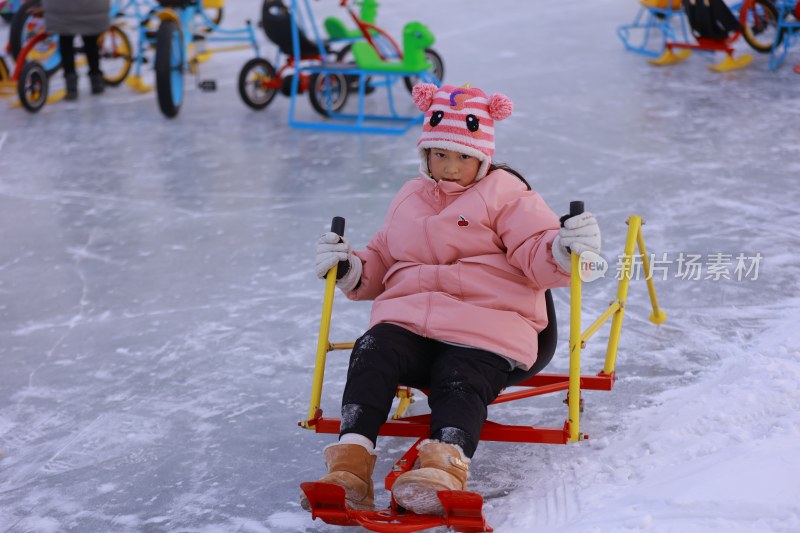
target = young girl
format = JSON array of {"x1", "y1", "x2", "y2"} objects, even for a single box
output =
[{"x1": 305, "y1": 83, "x2": 601, "y2": 515}]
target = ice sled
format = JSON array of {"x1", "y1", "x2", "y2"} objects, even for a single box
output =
[
  {"x1": 649, "y1": 0, "x2": 752, "y2": 71},
  {"x1": 300, "y1": 204, "x2": 666, "y2": 532}
]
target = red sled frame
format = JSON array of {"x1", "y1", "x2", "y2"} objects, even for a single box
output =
[{"x1": 299, "y1": 215, "x2": 666, "y2": 532}]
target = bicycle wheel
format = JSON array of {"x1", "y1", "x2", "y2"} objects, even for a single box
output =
[
  {"x1": 308, "y1": 71, "x2": 348, "y2": 117},
  {"x1": 740, "y1": 0, "x2": 782, "y2": 53},
  {"x1": 238, "y1": 57, "x2": 278, "y2": 110},
  {"x1": 155, "y1": 19, "x2": 184, "y2": 118},
  {"x1": 403, "y1": 48, "x2": 444, "y2": 92},
  {"x1": 17, "y1": 60, "x2": 48, "y2": 113},
  {"x1": 99, "y1": 25, "x2": 133, "y2": 87}
]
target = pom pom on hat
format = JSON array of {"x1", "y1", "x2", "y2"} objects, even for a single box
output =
[
  {"x1": 488, "y1": 93, "x2": 513, "y2": 121},
  {"x1": 412, "y1": 83, "x2": 438, "y2": 112}
]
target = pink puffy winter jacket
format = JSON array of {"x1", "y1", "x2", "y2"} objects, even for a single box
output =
[{"x1": 345, "y1": 168, "x2": 570, "y2": 370}]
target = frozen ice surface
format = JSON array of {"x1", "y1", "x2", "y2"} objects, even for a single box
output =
[{"x1": 1, "y1": 0, "x2": 799, "y2": 532}]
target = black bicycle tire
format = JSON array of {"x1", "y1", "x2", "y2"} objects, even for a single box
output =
[
  {"x1": 18, "y1": 60, "x2": 48, "y2": 113},
  {"x1": 155, "y1": 19, "x2": 183, "y2": 118},
  {"x1": 741, "y1": 0, "x2": 782, "y2": 53},
  {"x1": 308, "y1": 71, "x2": 348, "y2": 117},
  {"x1": 100, "y1": 25, "x2": 133, "y2": 87},
  {"x1": 238, "y1": 57, "x2": 278, "y2": 110}
]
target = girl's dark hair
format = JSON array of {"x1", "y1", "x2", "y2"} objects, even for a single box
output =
[{"x1": 489, "y1": 162, "x2": 531, "y2": 190}]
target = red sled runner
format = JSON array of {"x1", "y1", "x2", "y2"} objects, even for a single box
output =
[
  {"x1": 301, "y1": 480, "x2": 490, "y2": 532},
  {"x1": 300, "y1": 209, "x2": 665, "y2": 532}
]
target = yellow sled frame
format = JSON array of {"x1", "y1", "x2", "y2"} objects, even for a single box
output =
[{"x1": 301, "y1": 215, "x2": 666, "y2": 444}]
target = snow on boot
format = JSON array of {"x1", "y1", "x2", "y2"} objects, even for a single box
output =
[
  {"x1": 391, "y1": 440, "x2": 470, "y2": 515},
  {"x1": 300, "y1": 443, "x2": 377, "y2": 511}
]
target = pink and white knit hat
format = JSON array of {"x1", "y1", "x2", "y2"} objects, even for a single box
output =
[{"x1": 412, "y1": 83, "x2": 513, "y2": 181}]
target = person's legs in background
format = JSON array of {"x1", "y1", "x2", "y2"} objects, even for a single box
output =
[
  {"x1": 81, "y1": 34, "x2": 104, "y2": 94},
  {"x1": 59, "y1": 34, "x2": 78, "y2": 100}
]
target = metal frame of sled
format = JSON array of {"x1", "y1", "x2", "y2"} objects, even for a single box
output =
[
  {"x1": 299, "y1": 214, "x2": 666, "y2": 532},
  {"x1": 618, "y1": 0, "x2": 691, "y2": 58},
  {"x1": 768, "y1": 0, "x2": 800, "y2": 71}
]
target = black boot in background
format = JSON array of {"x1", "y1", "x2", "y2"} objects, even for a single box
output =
[
  {"x1": 65, "y1": 73, "x2": 78, "y2": 101},
  {"x1": 89, "y1": 73, "x2": 105, "y2": 95}
]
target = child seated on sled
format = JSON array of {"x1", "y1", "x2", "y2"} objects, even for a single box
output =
[{"x1": 305, "y1": 82, "x2": 602, "y2": 515}]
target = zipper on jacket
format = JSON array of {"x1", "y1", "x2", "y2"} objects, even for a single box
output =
[{"x1": 422, "y1": 179, "x2": 446, "y2": 337}]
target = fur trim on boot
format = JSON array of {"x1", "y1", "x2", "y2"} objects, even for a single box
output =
[
  {"x1": 300, "y1": 442, "x2": 377, "y2": 512},
  {"x1": 391, "y1": 439, "x2": 470, "y2": 515}
]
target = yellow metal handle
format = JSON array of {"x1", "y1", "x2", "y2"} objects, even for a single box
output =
[
  {"x1": 563, "y1": 200, "x2": 584, "y2": 443},
  {"x1": 568, "y1": 250, "x2": 582, "y2": 443},
  {"x1": 301, "y1": 217, "x2": 346, "y2": 429},
  {"x1": 301, "y1": 263, "x2": 338, "y2": 429}
]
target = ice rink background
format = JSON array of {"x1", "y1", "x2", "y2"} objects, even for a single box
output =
[{"x1": 1, "y1": 1, "x2": 799, "y2": 532}]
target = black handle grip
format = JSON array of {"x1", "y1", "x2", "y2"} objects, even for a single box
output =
[
  {"x1": 559, "y1": 201, "x2": 585, "y2": 255},
  {"x1": 330, "y1": 216, "x2": 350, "y2": 279},
  {"x1": 560, "y1": 201, "x2": 585, "y2": 227},
  {"x1": 331, "y1": 216, "x2": 345, "y2": 237}
]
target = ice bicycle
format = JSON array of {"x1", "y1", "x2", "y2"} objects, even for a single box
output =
[
  {"x1": 646, "y1": 0, "x2": 756, "y2": 71},
  {"x1": 151, "y1": 0, "x2": 260, "y2": 118},
  {"x1": 299, "y1": 204, "x2": 667, "y2": 532},
  {"x1": 238, "y1": 0, "x2": 443, "y2": 115},
  {"x1": 238, "y1": 0, "x2": 443, "y2": 134}
]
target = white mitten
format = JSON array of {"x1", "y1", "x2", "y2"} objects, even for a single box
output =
[
  {"x1": 552, "y1": 212, "x2": 601, "y2": 273},
  {"x1": 314, "y1": 232, "x2": 363, "y2": 291}
]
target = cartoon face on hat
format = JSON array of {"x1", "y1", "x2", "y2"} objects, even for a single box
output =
[{"x1": 412, "y1": 83, "x2": 513, "y2": 182}]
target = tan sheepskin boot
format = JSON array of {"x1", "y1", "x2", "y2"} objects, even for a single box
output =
[
  {"x1": 391, "y1": 440, "x2": 470, "y2": 515},
  {"x1": 300, "y1": 443, "x2": 377, "y2": 511}
]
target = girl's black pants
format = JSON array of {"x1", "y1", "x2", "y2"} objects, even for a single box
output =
[{"x1": 340, "y1": 323, "x2": 512, "y2": 458}]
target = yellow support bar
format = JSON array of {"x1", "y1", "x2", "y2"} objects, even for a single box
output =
[
  {"x1": 581, "y1": 301, "x2": 621, "y2": 345},
  {"x1": 637, "y1": 229, "x2": 668, "y2": 325},
  {"x1": 330, "y1": 341, "x2": 355, "y2": 351},
  {"x1": 392, "y1": 388, "x2": 415, "y2": 419},
  {"x1": 603, "y1": 216, "x2": 639, "y2": 375},
  {"x1": 301, "y1": 263, "x2": 339, "y2": 429},
  {"x1": 568, "y1": 250, "x2": 582, "y2": 443}
]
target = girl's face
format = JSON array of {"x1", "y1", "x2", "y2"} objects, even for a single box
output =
[{"x1": 428, "y1": 149, "x2": 481, "y2": 187}]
